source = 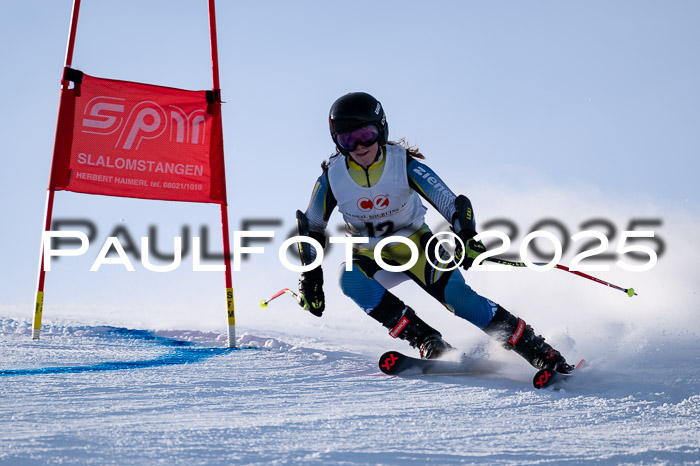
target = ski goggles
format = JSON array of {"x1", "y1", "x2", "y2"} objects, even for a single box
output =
[{"x1": 335, "y1": 124, "x2": 380, "y2": 151}]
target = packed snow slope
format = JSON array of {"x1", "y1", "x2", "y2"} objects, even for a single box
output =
[
  {"x1": 2, "y1": 190, "x2": 699, "y2": 464},
  {"x1": 1, "y1": 307, "x2": 698, "y2": 465}
]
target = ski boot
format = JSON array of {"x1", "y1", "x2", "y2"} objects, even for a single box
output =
[
  {"x1": 389, "y1": 306, "x2": 453, "y2": 359},
  {"x1": 483, "y1": 306, "x2": 574, "y2": 373},
  {"x1": 369, "y1": 294, "x2": 452, "y2": 359}
]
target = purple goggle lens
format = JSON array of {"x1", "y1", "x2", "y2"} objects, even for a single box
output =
[{"x1": 335, "y1": 124, "x2": 380, "y2": 151}]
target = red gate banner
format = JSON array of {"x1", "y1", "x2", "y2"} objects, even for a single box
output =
[{"x1": 49, "y1": 68, "x2": 226, "y2": 204}]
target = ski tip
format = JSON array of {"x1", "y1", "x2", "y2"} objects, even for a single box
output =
[
  {"x1": 533, "y1": 359, "x2": 585, "y2": 389},
  {"x1": 533, "y1": 369, "x2": 556, "y2": 389},
  {"x1": 378, "y1": 351, "x2": 403, "y2": 375}
]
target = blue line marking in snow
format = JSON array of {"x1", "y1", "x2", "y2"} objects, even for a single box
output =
[
  {"x1": 0, "y1": 326, "x2": 257, "y2": 377},
  {"x1": 0, "y1": 348, "x2": 229, "y2": 376}
]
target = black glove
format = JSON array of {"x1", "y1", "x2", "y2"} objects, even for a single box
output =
[
  {"x1": 450, "y1": 194, "x2": 485, "y2": 270},
  {"x1": 298, "y1": 267, "x2": 325, "y2": 317},
  {"x1": 454, "y1": 229, "x2": 486, "y2": 271}
]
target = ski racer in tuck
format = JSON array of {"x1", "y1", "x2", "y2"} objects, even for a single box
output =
[{"x1": 295, "y1": 92, "x2": 574, "y2": 374}]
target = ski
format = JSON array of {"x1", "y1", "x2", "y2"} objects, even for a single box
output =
[
  {"x1": 378, "y1": 350, "x2": 485, "y2": 377},
  {"x1": 379, "y1": 351, "x2": 586, "y2": 389},
  {"x1": 532, "y1": 359, "x2": 585, "y2": 389}
]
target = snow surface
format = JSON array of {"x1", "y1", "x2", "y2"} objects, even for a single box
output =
[{"x1": 1, "y1": 305, "x2": 699, "y2": 465}]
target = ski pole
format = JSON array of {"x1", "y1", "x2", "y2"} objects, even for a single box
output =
[
  {"x1": 260, "y1": 288, "x2": 299, "y2": 308},
  {"x1": 483, "y1": 257, "x2": 637, "y2": 297}
]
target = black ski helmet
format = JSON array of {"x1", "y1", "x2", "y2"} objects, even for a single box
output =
[{"x1": 329, "y1": 92, "x2": 388, "y2": 154}]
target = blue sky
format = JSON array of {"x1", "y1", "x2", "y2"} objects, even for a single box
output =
[{"x1": 1, "y1": 1, "x2": 698, "y2": 332}]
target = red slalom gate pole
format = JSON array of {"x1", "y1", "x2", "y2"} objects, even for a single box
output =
[
  {"x1": 62, "y1": 0, "x2": 82, "y2": 87},
  {"x1": 207, "y1": 0, "x2": 236, "y2": 348},
  {"x1": 33, "y1": 0, "x2": 82, "y2": 340}
]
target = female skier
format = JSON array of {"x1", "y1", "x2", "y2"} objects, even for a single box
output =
[{"x1": 294, "y1": 91, "x2": 573, "y2": 373}]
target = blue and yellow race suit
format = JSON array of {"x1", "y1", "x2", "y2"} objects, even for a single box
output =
[{"x1": 303, "y1": 143, "x2": 498, "y2": 328}]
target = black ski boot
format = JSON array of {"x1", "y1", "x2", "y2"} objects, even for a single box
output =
[
  {"x1": 389, "y1": 306, "x2": 453, "y2": 359},
  {"x1": 368, "y1": 293, "x2": 452, "y2": 359},
  {"x1": 483, "y1": 306, "x2": 573, "y2": 373}
]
